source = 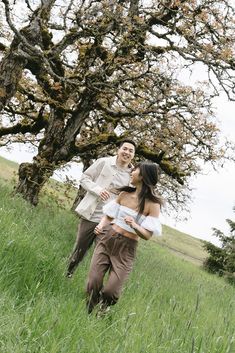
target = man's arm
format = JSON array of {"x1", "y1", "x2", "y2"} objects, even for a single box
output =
[{"x1": 80, "y1": 158, "x2": 109, "y2": 199}]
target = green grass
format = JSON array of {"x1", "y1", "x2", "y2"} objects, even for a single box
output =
[
  {"x1": 0, "y1": 155, "x2": 77, "y2": 209},
  {"x1": 0, "y1": 155, "x2": 18, "y2": 184},
  {"x1": 156, "y1": 225, "x2": 207, "y2": 266},
  {"x1": 0, "y1": 180, "x2": 234, "y2": 353}
]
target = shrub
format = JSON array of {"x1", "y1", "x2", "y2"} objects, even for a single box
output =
[{"x1": 203, "y1": 208, "x2": 235, "y2": 285}]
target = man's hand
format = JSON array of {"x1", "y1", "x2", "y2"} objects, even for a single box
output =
[{"x1": 99, "y1": 189, "x2": 111, "y2": 201}]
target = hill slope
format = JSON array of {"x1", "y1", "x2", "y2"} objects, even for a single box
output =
[
  {"x1": 0, "y1": 155, "x2": 18, "y2": 182},
  {"x1": 0, "y1": 157, "x2": 234, "y2": 353},
  {"x1": 0, "y1": 155, "x2": 76, "y2": 209}
]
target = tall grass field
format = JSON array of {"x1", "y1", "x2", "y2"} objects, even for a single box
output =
[{"x1": 0, "y1": 168, "x2": 234, "y2": 352}]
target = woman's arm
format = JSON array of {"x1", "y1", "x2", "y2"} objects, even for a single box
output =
[
  {"x1": 124, "y1": 202, "x2": 160, "y2": 240},
  {"x1": 95, "y1": 193, "x2": 122, "y2": 235},
  {"x1": 124, "y1": 216, "x2": 153, "y2": 240},
  {"x1": 94, "y1": 215, "x2": 114, "y2": 235}
]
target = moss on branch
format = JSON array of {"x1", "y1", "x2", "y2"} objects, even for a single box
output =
[{"x1": 136, "y1": 144, "x2": 185, "y2": 184}]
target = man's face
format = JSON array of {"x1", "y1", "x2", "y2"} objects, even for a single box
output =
[{"x1": 117, "y1": 142, "x2": 135, "y2": 164}]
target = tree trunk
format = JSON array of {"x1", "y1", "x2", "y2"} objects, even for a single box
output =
[
  {"x1": 0, "y1": 0, "x2": 56, "y2": 113},
  {"x1": 0, "y1": 39, "x2": 27, "y2": 112},
  {"x1": 15, "y1": 87, "x2": 97, "y2": 205},
  {"x1": 15, "y1": 159, "x2": 54, "y2": 206},
  {"x1": 15, "y1": 108, "x2": 68, "y2": 205}
]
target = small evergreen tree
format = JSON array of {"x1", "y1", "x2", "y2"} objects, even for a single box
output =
[{"x1": 203, "y1": 207, "x2": 235, "y2": 285}]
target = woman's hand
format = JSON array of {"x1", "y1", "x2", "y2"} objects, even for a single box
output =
[
  {"x1": 124, "y1": 216, "x2": 137, "y2": 230},
  {"x1": 94, "y1": 224, "x2": 104, "y2": 235}
]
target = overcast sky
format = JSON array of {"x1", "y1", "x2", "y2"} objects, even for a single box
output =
[{"x1": 162, "y1": 93, "x2": 235, "y2": 245}]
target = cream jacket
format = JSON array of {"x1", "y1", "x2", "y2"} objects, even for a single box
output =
[{"x1": 75, "y1": 156, "x2": 131, "y2": 220}]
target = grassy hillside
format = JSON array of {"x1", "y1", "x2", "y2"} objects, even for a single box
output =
[
  {"x1": 0, "y1": 161, "x2": 234, "y2": 353},
  {"x1": 157, "y1": 225, "x2": 207, "y2": 266},
  {"x1": 0, "y1": 155, "x2": 76, "y2": 209},
  {"x1": 0, "y1": 155, "x2": 18, "y2": 183}
]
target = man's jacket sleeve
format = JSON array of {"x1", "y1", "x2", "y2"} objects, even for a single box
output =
[{"x1": 80, "y1": 159, "x2": 105, "y2": 196}]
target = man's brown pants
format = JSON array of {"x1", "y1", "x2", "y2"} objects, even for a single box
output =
[
  {"x1": 67, "y1": 218, "x2": 98, "y2": 276},
  {"x1": 86, "y1": 227, "x2": 138, "y2": 313}
]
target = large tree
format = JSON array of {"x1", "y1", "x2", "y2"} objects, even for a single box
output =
[{"x1": 0, "y1": 0, "x2": 234, "y2": 206}]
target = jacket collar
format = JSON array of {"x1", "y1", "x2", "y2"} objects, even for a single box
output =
[{"x1": 110, "y1": 155, "x2": 133, "y2": 169}]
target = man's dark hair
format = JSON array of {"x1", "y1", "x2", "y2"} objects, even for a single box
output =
[{"x1": 118, "y1": 139, "x2": 136, "y2": 149}]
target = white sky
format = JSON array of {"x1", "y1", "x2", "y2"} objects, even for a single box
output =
[{"x1": 163, "y1": 94, "x2": 235, "y2": 245}]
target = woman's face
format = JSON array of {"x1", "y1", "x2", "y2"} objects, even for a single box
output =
[{"x1": 130, "y1": 167, "x2": 142, "y2": 186}]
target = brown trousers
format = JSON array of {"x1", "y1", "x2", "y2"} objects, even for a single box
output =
[
  {"x1": 86, "y1": 226, "x2": 138, "y2": 313},
  {"x1": 67, "y1": 218, "x2": 98, "y2": 276}
]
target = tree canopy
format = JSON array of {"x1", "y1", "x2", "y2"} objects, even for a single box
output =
[{"x1": 0, "y1": 0, "x2": 234, "y2": 206}]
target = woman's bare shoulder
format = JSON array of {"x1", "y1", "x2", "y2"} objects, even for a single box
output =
[
  {"x1": 116, "y1": 191, "x2": 130, "y2": 203},
  {"x1": 146, "y1": 200, "x2": 160, "y2": 217}
]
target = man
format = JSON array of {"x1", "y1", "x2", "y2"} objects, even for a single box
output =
[{"x1": 66, "y1": 139, "x2": 136, "y2": 277}]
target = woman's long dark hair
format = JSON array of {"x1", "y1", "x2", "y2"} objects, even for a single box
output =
[{"x1": 118, "y1": 162, "x2": 163, "y2": 215}]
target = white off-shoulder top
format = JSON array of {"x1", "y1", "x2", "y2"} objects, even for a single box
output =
[{"x1": 103, "y1": 200, "x2": 162, "y2": 237}]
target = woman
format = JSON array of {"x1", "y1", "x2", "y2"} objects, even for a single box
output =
[{"x1": 86, "y1": 162, "x2": 163, "y2": 314}]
